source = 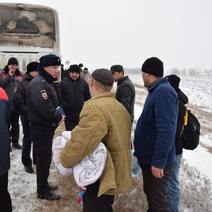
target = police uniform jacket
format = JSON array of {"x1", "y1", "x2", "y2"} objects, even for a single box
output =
[
  {"x1": 60, "y1": 92, "x2": 132, "y2": 196},
  {"x1": 27, "y1": 67, "x2": 62, "y2": 128}
]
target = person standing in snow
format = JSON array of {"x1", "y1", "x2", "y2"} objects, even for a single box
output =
[{"x1": 134, "y1": 57, "x2": 178, "y2": 211}]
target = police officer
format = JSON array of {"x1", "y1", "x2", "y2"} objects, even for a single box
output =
[
  {"x1": 12, "y1": 62, "x2": 39, "y2": 174},
  {"x1": 27, "y1": 54, "x2": 65, "y2": 201}
]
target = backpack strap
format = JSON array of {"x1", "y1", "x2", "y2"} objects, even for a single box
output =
[{"x1": 178, "y1": 109, "x2": 188, "y2": 137}]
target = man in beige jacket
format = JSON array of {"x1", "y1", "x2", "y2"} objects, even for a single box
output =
[{"x1": 60, "y1": 68, "x2": 132, "y2": 212}]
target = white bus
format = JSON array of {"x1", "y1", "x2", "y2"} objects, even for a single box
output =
[{"x1": 0, "y1": 3, "x2": 60, "y2": 72}]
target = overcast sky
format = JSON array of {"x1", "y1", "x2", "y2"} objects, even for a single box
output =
[{"x1": 2, "y1": 0, "x2": 212, "y2": 71}]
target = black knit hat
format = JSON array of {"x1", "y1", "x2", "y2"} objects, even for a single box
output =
[
  {"x1": 27, "y1": 62, "x2": 39, "y2": 73},
  {"x1": 110, "y1": 65, "x2": 124, "y2": 72},
  {"x1": 69, "y1": 64, "x2": 81, "y2": 74},
  {"x1": 167, "y1": 74, "x2": 180, "y2": 92},
  {"x1": 8, "y1": 57, "x2": 18, "y2": 66},
  {"x1": 92, "y1": 68, "x2": 114, "y2": 86},
  {"x1": 141, "y1": 57, "x2": 164, "y2": 77},
  {"x1": 39, "y1": 54, "x2": 61, "y2": 67}
]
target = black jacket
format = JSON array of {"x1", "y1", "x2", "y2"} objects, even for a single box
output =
[
  {"x1": 116, "y1": 76, "x2": 135, "y2": 121},
  {"x1": 27, "y1": 67, "x2": 62, "y2": 128},
  {"x1": 59, "y1": 76, "x2": 91, "y2": 122},
  {"x1": 12, "y1": 72, "x2": 33, "y2": 115},
  {"x1": 175, "y1": 89, "x2": 188, "y2": 155}
]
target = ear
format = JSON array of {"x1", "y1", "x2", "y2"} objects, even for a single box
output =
[{"x1": 90, "y1": 77, "x2": 94, "y2": 87}]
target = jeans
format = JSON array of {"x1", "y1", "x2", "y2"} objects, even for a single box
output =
[{"x1": 168, "y1": 154, "x2": 182, "y2": 212}]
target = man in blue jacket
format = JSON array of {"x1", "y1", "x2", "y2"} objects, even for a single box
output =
[{"x1": 134, "y1": 57, "x2": 178, "y2": 211}]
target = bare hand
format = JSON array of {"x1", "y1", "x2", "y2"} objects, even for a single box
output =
[
  {"x1": 9, "y1": 69, "x2": 15, "y2": 77},
  {"x1": 58, "y1": 115, "x2": 65, "y2": 125},
  {"x1": 151, "y1": 166, "x2": 164, "y2": 178}
]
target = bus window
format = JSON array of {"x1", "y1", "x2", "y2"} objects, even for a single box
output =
[{"x1": 0, "y1": 3, "x2": 60, "y2": 73}]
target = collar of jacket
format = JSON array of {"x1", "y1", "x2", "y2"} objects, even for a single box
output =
[
  {"x1": 148, "y1": 77, "x2": 166, "y2": 92},
  {"x1": 38, "y1": 66, "x2": 54, "y2": 84},
  {"x1": 87, "y1": 92, "x2": 115, "y2": 102},
  {"x1": 117, "y1": 75, "x2": 128, "y2": 85},
  {"x1": 68, "y1": 75, "x2": 80, "y2": 82}
]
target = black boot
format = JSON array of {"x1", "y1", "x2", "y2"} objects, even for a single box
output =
[
  {"x1": 37, "y1": 192, "x2": 61, "y2": 201},
  {"x1": 24, "y1": 166, "x2": 34, "y2": 174}
]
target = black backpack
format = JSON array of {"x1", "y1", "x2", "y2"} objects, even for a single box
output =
[{"x1": 180, "y1": 109, "x2": 200, "y2": 150}]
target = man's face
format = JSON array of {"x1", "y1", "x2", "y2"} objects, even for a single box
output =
[
  {"x1": 44, "y1": 66, "x2": 59, "y2": 78},
  {"x1": 142, "y1": 71, "x2": 149, "y2": 87},
  {"x1": 69, "y1": 71, "x2": 80, "y2": 80},
  {"x1": 8, "y1": 64, "x2": 18, "y2": 72},
  {"x1": 111, "y1": 71, "x2": 123, "y2": 82},
  {"x1": 29, "y1": 71, "x2": 38, "y2": 78}
]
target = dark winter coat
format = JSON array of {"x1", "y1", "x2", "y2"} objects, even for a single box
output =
[
  {"x1": 59, "y1": 76, "x2": 91, "y2": 122},
  {"x1": 0, "y1": 66, "x2": 23, "y2": 99},
  {"x1": 11, "y1": 72, "x2": 33, "y2": 115},
  {"x1": 134, "y1": 78, "x2": 178, "y2": 169},
  {"x1": 116, "y1": 76, "x2": 135, "y2": 122},
  {"x1": 27, "y1": 67, "x2": 62, "y2": 128},
  {"x1": 175, "y1": 89, "x2": 188, "y2": 155},
  {"x1": 0, "y1": 87, "x2": 10, "y2": 175}
]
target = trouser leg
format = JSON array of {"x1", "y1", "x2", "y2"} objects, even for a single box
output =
[
  {"x1": 0, "y1": 171, "x2": 12, "y2": 212},
  {"x1": 21, "y1": 115, "x2": 32, "y2": 167},
  {"x1": 9, "y1": 110, "x2": 20, "y2": 144},
  {"x1": 168, "y1": 154, "x2": 182, "y2": 212},
  {"x1": 30, "y1": 124, "x2": 54, "y2": 194},
  {"x1": 140, "y1": 163, "x2": 174, "y2": 212},
  {"x1": 83, "y1": 179, "x2": 114, "y2": 212}
]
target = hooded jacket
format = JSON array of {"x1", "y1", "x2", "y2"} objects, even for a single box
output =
[{"x1": 60, "y1": 92, "x2": 132, "y2": 196}]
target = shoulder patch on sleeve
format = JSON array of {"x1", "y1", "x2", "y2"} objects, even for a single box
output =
[
  {"x1": 40, "y1": 90, "x2": 48, "y2": 100},
  {"x1": 14, "y1": 87, "x2": 18, "y2": 93}
]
